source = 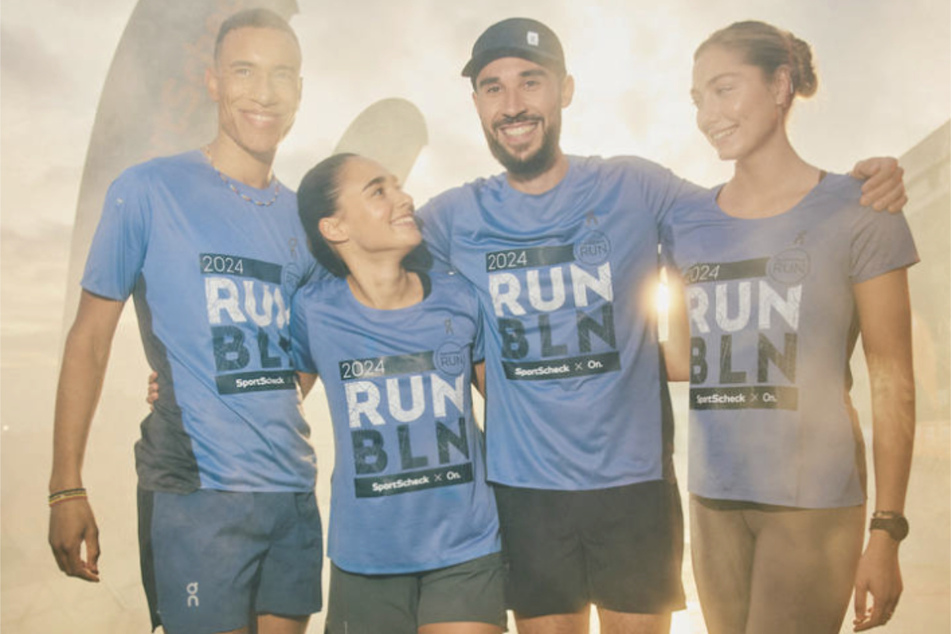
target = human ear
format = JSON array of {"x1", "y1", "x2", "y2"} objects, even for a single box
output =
[
  {"x1": 773, "y1": 66, "x2": 793, "y2": 107},
  {"x1": 561, "y1": 74, "x2": 575, "y2": 108},
  {"x1": 205, "y1": 66, "x2": 220, "y2": 103},
  {"x1": 319, "y1": 216, "x2": 347, "y2": 243},
  {"x1": 205, "y1": 66, "x2": 218, "y2": 103}
]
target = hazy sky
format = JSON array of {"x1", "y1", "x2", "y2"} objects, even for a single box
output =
[{"x1": 2, "y1": 0, "x2": 949, "y2": 233}]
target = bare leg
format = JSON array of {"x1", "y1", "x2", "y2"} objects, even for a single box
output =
[
  {"x1": 167, "y1": 625, "x2": 252, "y2": 634},
  {"x1": 257, "y1": 614, "x2": 310, "y2": 634},
  {"x1": 514, "y1": 607, "x2": 590, "y2": 634},
  {"x1": 744, "y1": 506, "x2": 864, "y2": 634},
  {"x1": 690, "y1": 496, "x2": 754, "y2": 634},
  {"x1": 419, "y1": 622, "x2": 504, "y2": 634},
  {"x1": 597, "y1": 608, "x2": 671, "y2": 634}
]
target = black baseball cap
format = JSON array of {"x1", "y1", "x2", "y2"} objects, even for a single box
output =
[{"x1": 461, "y1": 17, "x2": 566, "y2": 80}]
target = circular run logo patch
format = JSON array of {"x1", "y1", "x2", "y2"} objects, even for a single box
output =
[
  {"x1": 435, "y1": 341, "x2": 466, "y2": 375},
  {"x1": 574, "y1": 231, "x2": 611, "y2": 266},
  {"x1": 767, "y1": 248, "x2": 810, "y2": 285}
]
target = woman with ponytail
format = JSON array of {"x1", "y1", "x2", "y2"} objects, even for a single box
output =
[{"x1": 292, "y1": 154, "x2": 504, "y2": 634}]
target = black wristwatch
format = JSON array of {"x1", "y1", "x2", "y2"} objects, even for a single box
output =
[{"x1": 869, "y1": 511, "x2": 909, "y2": 542}]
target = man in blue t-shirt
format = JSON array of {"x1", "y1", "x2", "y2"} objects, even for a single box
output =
[
  {"x1": 47, "y1": 10, "x2": 322, "y2": 634},
  {"x1": 417, "y1": 17, "x2": 907, "y2": 634},
  {"x1": 417, "y1": 19, "x2": 690, "y2": 634}
]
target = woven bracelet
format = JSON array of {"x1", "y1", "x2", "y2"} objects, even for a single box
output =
[{"x1": 48, "y1": 488, "x2": 88, "y2": 507}]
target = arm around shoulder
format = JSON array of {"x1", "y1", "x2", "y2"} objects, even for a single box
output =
[{"x1": 850, "y1": 157, "x2": 908, "y2": 212}]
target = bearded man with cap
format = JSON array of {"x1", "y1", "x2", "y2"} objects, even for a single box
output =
[{"x1": 417, "y1": 16, "x2": 907, "y2": 634}]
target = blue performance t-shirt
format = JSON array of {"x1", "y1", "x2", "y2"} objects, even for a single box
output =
[
  {"x1": 662, "y1": 173, "x2": 918, "y2": 508},
  {"x1": 82, "y1": 150, "x2": 318, "y2": 493},
  {"x1": 291, "y1": 273, "x2": 500, "y2": 574},
  {"x1": 418, "y1": 155, "x2": 705, "y2": 490}
]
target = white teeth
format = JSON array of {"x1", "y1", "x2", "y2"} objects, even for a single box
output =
[
  {"x1": 710, "y1": 127, "x2": 735, "y2": 141},
  {"x1": 246, "y1": 113, "x2": 277, "y2": 124},
  {"x1": 501, "y1": 123, "x2": 535, "y2": 137}
]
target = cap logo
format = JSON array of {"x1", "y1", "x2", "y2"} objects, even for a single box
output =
[{"x1": 527, "y1": 31, "x2": 539, "y2": 46}]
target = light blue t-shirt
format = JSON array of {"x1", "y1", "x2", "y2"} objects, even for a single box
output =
[
  {"x1": 418, "y1": 155, "x2": 705, "y2": 490},
  {"x1": 291, "y1": 272, "x2": 500, "y2": 574},
  {"x1": 82, "y1": 150, "x2": 318, "y2": 493},
  {"x1": 661, "y1": 173, "x2": 918, "y2": 508}
]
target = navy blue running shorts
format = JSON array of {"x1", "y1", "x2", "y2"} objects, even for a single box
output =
[{"x1": 138, "y1": 488, "x2": 323, "y2": 633}]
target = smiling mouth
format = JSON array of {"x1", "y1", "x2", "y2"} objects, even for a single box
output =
[
  {"x1": 496, "y1": 118, "x2": 541, "y2": 143},
  {"x1": 709, "y1": 126, "x2": 737, "y2": 143},
  {"x1": 244, "y1": 111, "x2": 281, "y2": 126},
  {"x1": 391, "y1": 215, "x2": 417, "y2": 227}
]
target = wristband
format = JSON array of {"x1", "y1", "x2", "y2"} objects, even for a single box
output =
[{"x1": 48, "y1": 487, "x2": 88, "y2": 507}]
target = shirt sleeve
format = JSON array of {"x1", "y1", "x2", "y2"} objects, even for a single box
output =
[
  {"x1": 290, "y1": 287, "x2": 319, "y2": 375},
  {"x1": 418, "y1": 195, "x2": 453, "y2": 273},
  {"x1": 625, "y1": 156, "x2": 707, "y2": 236},
  {"x1": 850, "y1": 208, "x2": 919, "y2": 284},
  {"x1": 80, "y1": 168, "x2": 152, "y2": 300}
]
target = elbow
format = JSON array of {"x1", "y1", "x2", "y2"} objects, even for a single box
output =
[{"x1": 63, "y1": 322, "x2": 114, "y2": 371}]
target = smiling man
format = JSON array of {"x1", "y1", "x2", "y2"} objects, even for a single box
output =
[
  {"x1": 471, "y1": 58, "x2": 572, "y2": 189},
  {"x1": 47, "y1": 9, "x2": 322, "y2": 634},
  {"x1": 420, "y1": 20, "x2": 693, "y2": 634}
]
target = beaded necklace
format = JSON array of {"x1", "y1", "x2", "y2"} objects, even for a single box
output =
[{"x1": 202, "y1": 145, "x2": 281, "y2": 207}]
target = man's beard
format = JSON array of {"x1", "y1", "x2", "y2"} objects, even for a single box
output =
[{"x1": 483, "y1": 113, "x2": 561, "y2": 179}]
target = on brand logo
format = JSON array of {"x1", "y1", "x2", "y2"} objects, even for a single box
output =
[
  {"x1": 527, "y1": 31, "x2": 539, "y2": 46},
  {"x1": 187, "y1": 581, "x2": 200, "y2": 607}
]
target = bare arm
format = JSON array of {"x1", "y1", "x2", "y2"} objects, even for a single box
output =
[
  {"x1": 48, "y1": 290, "x2": 125, "y2": 582},
  {"x1": 851, "y1": 157, "x2": 907, "y2": 212},
  {"x1": 472, "y1": 361, "x2": 486, "y2": 398},
  {"x1": 661, "y1": 269, "x2": 690, "y2": 382},
  {"x1": 851, "y1": 268, "x2": 915, "y2": 631},
  {"x1": 297, "y1": 371, "x2": 318, "y2": 399}
]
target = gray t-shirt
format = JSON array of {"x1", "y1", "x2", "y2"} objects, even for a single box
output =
[{"x1": 662, "y1": 173, "x2": 918, "y2": 508}]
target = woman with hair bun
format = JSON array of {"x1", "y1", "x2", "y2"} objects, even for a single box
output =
[{"x1": 663, "y1": 20, "x2": 918, "y2": 633}]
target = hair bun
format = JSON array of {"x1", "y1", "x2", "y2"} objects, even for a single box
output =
[
  {"x1": 788, "y1": 34, "x2": 818, "y2": 98},
  {"x1": 696, "y1": 20, "x2": 821, "y2": 104}
]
